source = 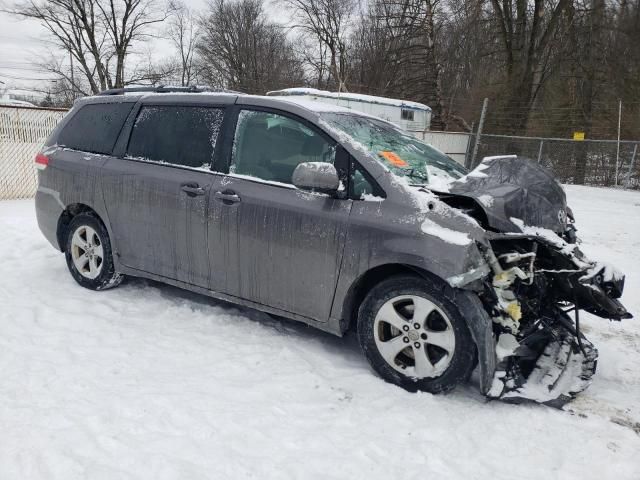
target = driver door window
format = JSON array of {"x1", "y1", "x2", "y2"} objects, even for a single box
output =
[{"x1": 230, "y1": 110, "x2": 335, "y2": 184}]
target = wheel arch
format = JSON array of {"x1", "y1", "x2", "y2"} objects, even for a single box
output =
[
  {"x1": 340, "y1": 263, "x2": 447, "y2": 334},
  {"x1": 56, "y1": 203, "x2": 105, "y2": 252},
  {"x1": 342, "y1": 263, "x2": 493, "y2": 394}
]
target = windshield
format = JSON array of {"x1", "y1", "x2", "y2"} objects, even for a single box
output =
[{"x1": 320, "y1": 113, "x2": 467, "y2": 186}]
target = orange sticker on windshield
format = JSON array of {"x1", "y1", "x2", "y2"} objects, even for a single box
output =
[{"x1": 379, "y1": 151, "x2": 408, "y2": 167}]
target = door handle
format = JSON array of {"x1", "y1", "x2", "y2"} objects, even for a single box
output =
[
  {"x1": 214, "y1": 190, "x2": 241, "y2": 205},
  {"x1": 181, "y1": 183, "x2": 205, "y2": 197}
]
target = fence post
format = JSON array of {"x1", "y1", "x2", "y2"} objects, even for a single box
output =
[
  {"x1": 463, "y1": 131, "x2": 473, "y2": 166},
  {"x1": 468, "y1": 98, "x2": 488, "y2": 169},
  {"x1": 615, "y1": 99, "x2": 622, "y2": 186},
  {"x1": 537, "y1": 140, "x2": 544, "y2": 163},
  {"x1": 625, "y1": 143, "x2": 638, "y2": 188}
]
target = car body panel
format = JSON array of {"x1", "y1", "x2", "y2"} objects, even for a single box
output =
[
  {"x1": 100, "y1": 158, "x2": 218, "y2": 287},
  {"x1": 208, "y1": 175, "x2": 352, "y2": 321},
  {"x1": 36, "y1": 147, "x2": 112, "y2": 250}
]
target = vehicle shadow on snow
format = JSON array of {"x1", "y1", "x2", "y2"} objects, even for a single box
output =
[
  {"x1": 123, "y1": 277, "x2": 367, "y2": 363},
  {"x1": 120, "y1": 277, "x2": 492, "y2": 406}
]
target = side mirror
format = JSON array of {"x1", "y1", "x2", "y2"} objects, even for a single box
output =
[{"x1": 292, "y1": 162, "x2": 340, "y2": 194}]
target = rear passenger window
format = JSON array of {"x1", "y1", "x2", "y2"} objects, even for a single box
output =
[
  {"x1": 58, "y1": 102, "x2": 134, "y2": 154},
  {"x1": 127, "y1": 106, "x2": 224, "y2": 169}
]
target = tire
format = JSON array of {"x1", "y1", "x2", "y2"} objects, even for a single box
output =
[
  {"x1": 357, "y1": 274, "x2": 476, "y2": 394},
  {"x1": 64, "y1": 212, "x2": 123, "y2": 291}
]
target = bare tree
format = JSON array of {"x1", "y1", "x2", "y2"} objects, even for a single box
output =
[
  {"x1": 437, "y1": 1, "x2": 491, "y2": 129},
  {"x1": 168, "y1": 0, "x2": 199, "y2": 86},
  {"x1": 487, "y1": 0, "x2": 572, "y2": 134},
  {"x1": 347, "y1": 0, "x2": 447, "y2": 128},
  {"x1": 197, "y1": 0, "x2": 305, "y2": 94},
  {"x1": 281, "y1": 0, "x2": 355, "y2": 91},
  {"x1": 417, "y1": 0, "x2": 446, "y2": 130},
  {"x1": 347, "y1": 2, "x2": 397, "y2": 95},
  {"x1": 7, "y1": 0, "x2": 173, "y2": 94}
]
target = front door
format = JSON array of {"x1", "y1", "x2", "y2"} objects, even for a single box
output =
[
  {"x1": 208, "y1": 109, "x2": 353, "y2": 321},
  {"x1": 102, "y1": 104, "x2": 226, "y2": 287}
]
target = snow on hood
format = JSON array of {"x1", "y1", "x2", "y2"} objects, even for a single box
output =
[{"x1": 510, "y1": 217, "x2": 624, "y2": 282}]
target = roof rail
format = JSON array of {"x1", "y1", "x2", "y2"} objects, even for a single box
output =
[{"x1": 97, "y1": 85, "x2": 241, "y2": 96}]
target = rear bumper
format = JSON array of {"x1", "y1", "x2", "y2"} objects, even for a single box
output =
[{"x1": 35, "y1": 186, "x2": 64, "y2": 251}]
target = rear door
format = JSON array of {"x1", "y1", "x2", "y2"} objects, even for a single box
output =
[
  {"x1": 102, "y1": 102, "x2": 228, "y2": 287},
  {"x1": 208, "y1": 108, "x2": 353, "y2": 321}
]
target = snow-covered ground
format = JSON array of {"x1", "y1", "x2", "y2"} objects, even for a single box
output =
[{"x1": 1, "y1": 185, "x2": 639, "y2": 479}]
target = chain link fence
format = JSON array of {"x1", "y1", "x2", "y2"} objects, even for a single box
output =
[
  {"x1": 0, "y1": 106, "x2": 67, "y2": 200},
  {"x1": 472, "y1": 134, "x2": 640, "y2": 189},
  {"x1": 1, "y1": 104, "x2": 639, "y2": 200}
]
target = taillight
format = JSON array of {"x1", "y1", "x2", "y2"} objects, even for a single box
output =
[{"x1": 35, "y1": 153, "x2": 49, "y2": 170}]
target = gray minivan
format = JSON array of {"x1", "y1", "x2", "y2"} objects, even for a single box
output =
[{"x1": 35, "y1": 87, "x2": 630, "y2": 406}]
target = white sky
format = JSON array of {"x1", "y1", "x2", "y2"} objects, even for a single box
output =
[
  {"x1": 0, "y1": 10, "x2": 53, "y2": 94},
  {"x1": 0, "y1": 0, "x2": 287, "y2": 98}
]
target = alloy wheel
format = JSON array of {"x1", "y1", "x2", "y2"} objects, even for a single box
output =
[
  {"x1": 373, "y1": 295, "x2": 456, "y2": 378},
  {"x1": 70, "y1": 225, "x2": 104, "y2": 280}
]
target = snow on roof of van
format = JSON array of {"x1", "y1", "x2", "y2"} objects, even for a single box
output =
[
  {"x1": 267, "y1": 88, "x2": 431, "y2": 112},
  {"x1": 273, "y1": 97, "x2": 357, "y2": 114},
  {"x1": 272, "y1": 96, "x2": 399, "y2": 126}
]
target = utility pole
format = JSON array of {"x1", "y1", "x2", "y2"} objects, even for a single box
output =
[{"x1": 468, "y1": 98, "x2": 488, "y2": 169}]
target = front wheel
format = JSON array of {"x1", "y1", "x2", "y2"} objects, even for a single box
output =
[
  {"x1": 357, "y1": 274, "x2": 476, "y2": 393},
  {"x1": 64, "y1": 213, "x2": 123, "y2": 291}
]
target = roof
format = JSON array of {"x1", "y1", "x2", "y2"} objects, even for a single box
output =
[
  {"x1": 97, "y1": 85, "x2": 240, "y2": 96},
  {"x1": 266, "y1": 97, "x2": 358, "y2": 114},
  {"x1": 266, "y1": 88, "x2": 431, "y2": 112},
  {"x1": 75, "y1": 89, "x2": 397, "y2": 126}
]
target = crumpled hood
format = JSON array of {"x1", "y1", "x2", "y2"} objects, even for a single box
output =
[{"x1": 447, "y1": 155, "x2": 569, "y2": 233}]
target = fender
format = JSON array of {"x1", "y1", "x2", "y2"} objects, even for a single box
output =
[{"x1": 453, "y1": 289, "x2": 496, "y2": 395}]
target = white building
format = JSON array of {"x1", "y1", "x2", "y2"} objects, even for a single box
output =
[
  {"x1": 267, "y1": 88, "x2": 431, "y2": 132},
  {"x1": 0, "y1": 92, "x2": 36, "y2": 108}
]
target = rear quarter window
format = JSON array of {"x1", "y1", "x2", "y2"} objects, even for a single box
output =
[{"x1": 58, "y1": 102, "x2": 135, "y2": 155}]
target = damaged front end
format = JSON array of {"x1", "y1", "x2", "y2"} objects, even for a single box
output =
[
  {"x1": 438, "y1": 156, "x2": 632, "y2": 406},
  {"x1": 479, "y1": 233, "x2": 630, "y2": 407}
]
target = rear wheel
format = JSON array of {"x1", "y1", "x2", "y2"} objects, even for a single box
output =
[
  {"x1": 357, "y1": 274, "x2": 476, "y2": 393},
  {"x1": 64, "y1": 213, "x2": 123, "y2": 291}
]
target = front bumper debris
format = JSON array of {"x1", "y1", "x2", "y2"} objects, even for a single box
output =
[
  {"x1": 488, "y1": 330, "x2": 598, "y2": 408},
  {"x1": 470, "y1": 232, "x2": 629, "y2": 407}
]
